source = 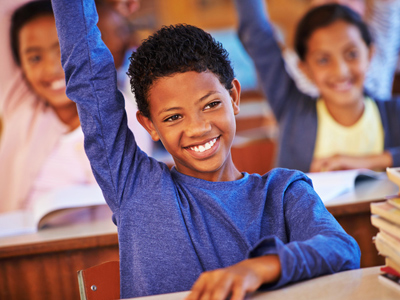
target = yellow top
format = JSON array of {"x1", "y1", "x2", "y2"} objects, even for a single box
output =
[{"x1": 313, "y1": 97, "x2": 384, "y2": 159}]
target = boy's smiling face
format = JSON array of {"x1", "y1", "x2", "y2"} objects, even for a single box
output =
[
  {"x1": 299, "y1": 20, "x2": 373, "y2": 109},
  {"x1": 137, "y1": 71, "x2": 242, "y2": 182}
]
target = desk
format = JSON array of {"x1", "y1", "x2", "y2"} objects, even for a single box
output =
[
  {"x1": 0, "y1": 219, "x2": 118, "y2": 300},
  {"x1": 325, "y1": 177, "x2": 399, "y2": 268},
  {"x1": 128, "y1": 267, "x2": 400, "y2": 300}
]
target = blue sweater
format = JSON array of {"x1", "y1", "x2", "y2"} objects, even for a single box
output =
[
  {"x1": 235, "y1": 0, "x2": 400, "y2": 172},
  {"x1": 52, "y1": 0, "x2": 360, "y2": 298}
]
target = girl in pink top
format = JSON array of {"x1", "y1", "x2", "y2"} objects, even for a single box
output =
[{"x1": 0, "y1": 0, "x2": 150, "y2": 213}]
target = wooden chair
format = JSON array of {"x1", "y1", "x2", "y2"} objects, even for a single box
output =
[{"x1": 77, "y1": 261, "x2": 120, "y2": 300}]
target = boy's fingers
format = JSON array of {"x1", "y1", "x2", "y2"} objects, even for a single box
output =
[
  {"x1": 210, "y1": 275, "x2": 234, "y2": 300},
  {"x1": 186, "y1": 274, "x2": 207, "y2": 300},
  {"x1": 229, "y1": 278, "x2": 247, "y2": 300}
]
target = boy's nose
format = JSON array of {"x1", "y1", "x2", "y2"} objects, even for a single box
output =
[{"x1": 185, "y1": 114, "x2": 212, "y2": 138}]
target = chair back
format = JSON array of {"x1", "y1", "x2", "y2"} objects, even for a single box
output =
[{"x1": 77, "y1": 261, "x2": 120, "y2": 300}]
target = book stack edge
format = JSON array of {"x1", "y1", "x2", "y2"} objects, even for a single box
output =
[{"x1": 371, "y1": 167, "x2": 400, "y2": 292}]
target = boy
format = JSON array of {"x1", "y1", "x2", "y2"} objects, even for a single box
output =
[{"x1": 51, "y1": 0, "x2": 360, "y2": 299}]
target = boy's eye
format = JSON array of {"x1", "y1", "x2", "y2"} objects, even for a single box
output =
[
  {"x1": 204, "y1": 101, "x2": 221, "y2": 110},
  {"x1": 163, "y1": 114, "x2": 182, "y2": 122}
]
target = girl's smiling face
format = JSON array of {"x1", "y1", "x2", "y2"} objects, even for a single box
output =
[
  {"x1": 137, "y1": 71, "x2": 242, "y2": 182},
  {"x1": 19, "y1": 15, "x2": 71, "y2": 109},
  {"x1": 299, "y1": 20, "x2": 373, "y2": 109}
]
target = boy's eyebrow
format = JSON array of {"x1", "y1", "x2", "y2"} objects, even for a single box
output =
[
  {"x1": 158, "y1": 91, "x2": 221, "y2": 116},
  {"x1": 197, "y1": 91, "x2": 220, "y2": 103}
]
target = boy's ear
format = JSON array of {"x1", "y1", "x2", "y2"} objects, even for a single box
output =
[
  {"x1": 298, "y1": 60, "x2": 314, "y2": 83},
  {"x1": 136, "y1": 111, "x2": 160, "y2": 142},
  {"x1": 230, "y1": 78, "x2": 241, "y2": 116}
]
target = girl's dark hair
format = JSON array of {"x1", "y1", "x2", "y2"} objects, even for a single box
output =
[
  {"x1": 127, "y1": 24, "x2": 235, "y2": 119},
  {"x1": 294, "y1": 3, "x2": 372, "y2": 61},
  {"x1": 10, "y1": 0, "x2": 53, "y2": 66}
]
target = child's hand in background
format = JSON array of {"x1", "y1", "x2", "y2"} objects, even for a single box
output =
[
  {"x1": 185, "y1": 255, "x2": 281, "y2": 300},
  {"x1": 310, "y1": 152, "x2": 393, "y2": 172}
]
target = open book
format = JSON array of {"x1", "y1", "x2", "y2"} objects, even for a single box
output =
[
  {"x1": 0, "y1": 185, "x2": 109, "y2": 238},
  {"x1": 306, "y1": 169, "x2": 386, "y2": 204}
]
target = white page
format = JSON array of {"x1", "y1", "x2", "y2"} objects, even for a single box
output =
[
  {"x1": 32, "y1": 185, "x2": 106, "y2": 226},
  {"x1": 0, "y1": 185, "x2": 106, "y2": 238},
  {"x1": 305, "y1": 169, "x2": 383, "y2": 204},
  {"x1": 0, "y1": 210, "x2": 36, "y2": 237}
]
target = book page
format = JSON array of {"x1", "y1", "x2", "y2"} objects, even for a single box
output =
[
  {"x1": 32, "y1": 185, "x2": 106, "y2": 228},
  {"x1": 0, "y1": 185, "x2": 108, "y2": 238},
  {"x1": 306, "y1": 169, "x2": 384, "y2": 204},
  {"x1": 0, "y1": 210, "x2": 36, "y2": 237}
]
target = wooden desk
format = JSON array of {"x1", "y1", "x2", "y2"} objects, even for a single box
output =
[
  {"x1": 325, "y1": 177, "x2": 399, "y2": 268},
  {"x1": 0, "y1": 219, "x2": 118, "y2": 300},
  {"x1": 127, "y1": 267, "x2": 400, "y2": 300}
]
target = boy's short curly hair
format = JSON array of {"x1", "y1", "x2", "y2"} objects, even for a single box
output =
[
  {"x1": 294, "y1": 3, "x2": 372, "y2": 61},
  {"x1": 127, "y1": 24, "x2": 235, "y2": 119}
]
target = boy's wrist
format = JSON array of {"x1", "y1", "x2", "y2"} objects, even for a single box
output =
[{"x1": 249, "y1": 254, "x2": 281, "y2": 284}]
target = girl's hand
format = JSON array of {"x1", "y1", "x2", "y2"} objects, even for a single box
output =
[
  {"x1": 310, "y1": 152, "x2": 393, "y2": 173},
  {"x1": 105, "y1": 0, "x2": 140, "y2": 17},
  {"x1": 184, "y1": 255, "x2": 281, "y2": 300}
]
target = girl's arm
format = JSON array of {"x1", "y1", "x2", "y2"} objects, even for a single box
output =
[
  {"x1": 364, "y1": 0, "x2": 400, "y2": 100},
  {"x1": 310, "y1": 152, "x2": 393, "y2": 172},
  {"x1": 234, "y1": 0, "x2": 309, "y2": 121}
]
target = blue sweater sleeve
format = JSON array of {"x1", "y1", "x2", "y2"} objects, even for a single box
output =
[
  {"x1": 51, "y1": 0, "x2": 162, "y2": 214},
  {"x1": 249, "y1": 173, "x2": 361, "y2": 288},
  {"x1": 234, "y1": 0, "x2": 308, "y2": 121}
]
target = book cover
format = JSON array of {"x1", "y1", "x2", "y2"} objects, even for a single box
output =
[
  {"x1": 371, "y1": 215, "x2": 400, "y2": 240},
  {"x1": 386, "y1": 257, "x2": 400, "y2": 275},
  {"x1": 0, "y1": 185, "x2": 108, "y2": 237},
  {"x1": 371, "y1": 201, "x2": 400, "y2": 227},
  {"x1": 381, "y1": 266, "x2": 400, "y2": 278}
]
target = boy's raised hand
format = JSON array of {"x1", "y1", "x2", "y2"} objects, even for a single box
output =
[{"x1": 185, "y1": 255, "x2": 281, "y2": 300}]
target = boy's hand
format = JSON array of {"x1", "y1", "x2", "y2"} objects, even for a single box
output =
[
  {"x1": 185, "y1": 255, "x2": 281, "y2": 300},
  {"x1": 310, "y1": 152, "x2": 393, "y2": 172}
]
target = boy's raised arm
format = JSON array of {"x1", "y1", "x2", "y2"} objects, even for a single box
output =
[{"x1": 51, "y1": 0, "x2": 142, "y2": 212}]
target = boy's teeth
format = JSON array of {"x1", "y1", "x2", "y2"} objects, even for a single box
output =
[{"x1": 190, "y1": 138, "x2": 217, "y2": 153}]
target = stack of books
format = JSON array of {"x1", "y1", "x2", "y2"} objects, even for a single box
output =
[{"x1": 371, "y1": 167, "x2": 400, "y2": 292}]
